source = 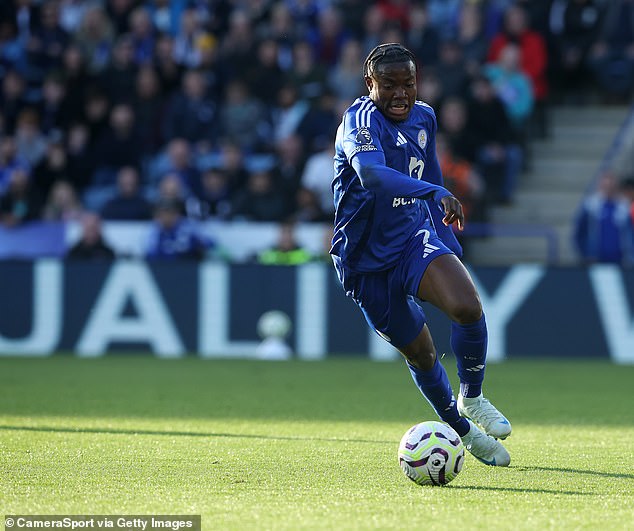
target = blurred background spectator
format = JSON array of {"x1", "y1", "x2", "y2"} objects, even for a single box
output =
[
  {"x1": 163, "y1": 69, "x2": 216, "y2": 147},
  {"x1": 0, "y1": 70, "x2": 28, "y2": 134},
  {"x1": 145, "y1": 197, "x2": 214, "y2": 260},
  {"x1": 0, "y1": 0, "x2": 630, "y2": 266},
  {"x1": 42, "y1": 179, "x2": 84, "y2": 221},
  {"x1": 0, "y1": 136, "x2": 29, "y2": 195},
  {"x1": 467, "y1": 74, "x2": 523, "y2": 206},
  {"x1": 101, "y1": 166, "x2": 153, "y2": 220},
  {"x1": 0, "y1": 167, "x2": 42, "y2": 227},
  {"x1": 233, "y1": 168, "x2": 290, "y2": 222},
  {"x1": 456, "y1": 3, "x2": 489, "y2": 75},
  {"x1": 256, "y1": 221, "x2": 313, "y2": 265},
  {"x1": 621, "y1": 176, "x2": 634, "y2": 223},
  {"x1": 574, "y1": 171, "x2": 634, "y2": 265},
  {"x1": 488, "y1": 3, "x2": 549, "y2": 138},
  {"x1": 435, "y1": 39, "x2": 470, "y2": 99},
  {"x1": 66, "y1": 211, "x2": 115, "y2": 260},
  {"x1": 15, "y1": 108, "x2": 48, "y2": 167},
  {"x1": 328, "y1": 39, "x2": 365, "y2": 102},
  {"x1": 549, "y1": 0, "x2": 603, "y2": 103},
  {"x1": 587, "y1": 0, "x2": 634, "y2": 103},
  {"x1": 483, "y1": 43, "x2": 534, "y2": 136},
  {"x1": 406, "y1": 4, "x2": 440, "y2": 71},
  {"x1": 300, "y1": 141, "x2": 336, "y2": 218},
  {"x1": 33, "y1": 135, "x2": 70, "y2": 200},
  {"x1": 193, "y1": 167, "x2": 234, "y2": 220},
  {"x1": 436, "y1": 132, "x2": 485, "y2": 224}
]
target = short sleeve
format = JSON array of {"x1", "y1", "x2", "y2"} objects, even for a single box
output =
[{"x1": 341, "y1": 103, "x2": 384, "y2": 163}]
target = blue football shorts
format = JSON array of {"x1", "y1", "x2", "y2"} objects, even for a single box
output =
[{"x1": 333, "y1": 228, "x2": 454, "y2": 349}]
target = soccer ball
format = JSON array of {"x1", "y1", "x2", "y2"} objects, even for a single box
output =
[{"x1": 398, "y1": 421, "x2": 465, "y2": 486}]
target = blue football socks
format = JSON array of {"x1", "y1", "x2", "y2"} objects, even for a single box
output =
[
  {"x1": 451, "y1": 314, "x2": 487, "y2": 399},
  {"x1": 407, "y1": 358, "x2": 470, "y2": 437}
]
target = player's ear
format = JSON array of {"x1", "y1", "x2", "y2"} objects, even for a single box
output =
[{"x1": 364, "y1": 75, "x2": 373, "y2": 93}]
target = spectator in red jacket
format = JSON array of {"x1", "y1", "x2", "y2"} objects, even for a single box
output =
[{"x1": 487, "y1": 4, "x2": 548, "y2": 138}]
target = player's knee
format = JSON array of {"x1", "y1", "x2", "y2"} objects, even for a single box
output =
[
  {"x1": 405, "y1": 349, "x2": 436, "y2": 371},
  {"x1": 449, "y1": 299, "x2": 482, "y2": 325},
  {"x1": 399, "y1": 323, "x2": 437, "y2": 370}
]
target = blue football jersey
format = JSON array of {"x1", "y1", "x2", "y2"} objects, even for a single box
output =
[{"x1": 331, "y1": 96, "x2": 461, "y2": 272}]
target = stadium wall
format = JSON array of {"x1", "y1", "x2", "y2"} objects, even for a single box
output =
[{"x1": 0, "y1": 260, "x2": 633, "y2": 363}]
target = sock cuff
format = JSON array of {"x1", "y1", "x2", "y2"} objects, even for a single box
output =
[
  {"x1": 451, "y1": 313, "x2": 486, "y2": 334},
  {"x1": 460, "y1": 381, "x2": 482, "y2": 399},
  {"x1": 406, "y1": 357, "x2": 442, "y2": 385}
]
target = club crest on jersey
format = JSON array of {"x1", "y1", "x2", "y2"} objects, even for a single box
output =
[
  {"x1": 417, "y1": 129, "x2": 428, "y2": 149},
  {"x1": 355, "y1": 127, "x2": 373, "y2": 145}
]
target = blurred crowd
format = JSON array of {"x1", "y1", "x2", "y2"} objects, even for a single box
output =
[{"x1": 0, "y1": 0, "x2": 633, "y2": 260}]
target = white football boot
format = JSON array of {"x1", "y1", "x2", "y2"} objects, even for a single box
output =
[
  {"x1": 461, "y1": 420, "x2": 510, "y2": 467},
  {"x1": 458, "y1": 393, "x2": 512, "y2": 439}
]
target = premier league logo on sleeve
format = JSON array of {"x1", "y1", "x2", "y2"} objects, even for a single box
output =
[
  {"x1": 417, "y1": 129, "x2": 428, "y2": 149},
  {"x1": 355, "y1": 127, "x2": 373, "y2": 145},
  {"x1": 350, "y1": 126, "x2": 378, "y2": 156}
]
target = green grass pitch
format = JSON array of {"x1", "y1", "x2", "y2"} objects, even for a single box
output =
[{"x1": 1, "y1": 357, "x2": 633, "y2": 530}]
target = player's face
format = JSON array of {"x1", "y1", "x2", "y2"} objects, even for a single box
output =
[{"x1": 365, "y1": 60, "x2": 417, "y2": 122}]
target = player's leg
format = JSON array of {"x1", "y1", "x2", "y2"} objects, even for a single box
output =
[
  {"x1": 397, "y1": 298, "x2": 510, "y2": 467},
  {"x1": 418, "y1": 254, "x2": 511, "y2": 439},
  {"x1": 398, "y1": 317, "x2": 471, "y2": 439},
  {"x1": 417, "y1": 253, "x2": 488, "y2": 398},
  {"x1": 346, "y1": 264, "x2": 472, "y2": 440},
  {"x1": 336, "y1": 251, "x2": 509, "y2": 466}
]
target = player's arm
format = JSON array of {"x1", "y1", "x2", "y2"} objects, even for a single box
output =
[
  {"x1": 340, "y1": 111, "x2": 448, "y2": 200},
  {"x1": 352, "y1": 151, "x2": 464, "y2": 230},
  {"x1": 352, "y1": 150, "x2": 449, "y2": 202}
]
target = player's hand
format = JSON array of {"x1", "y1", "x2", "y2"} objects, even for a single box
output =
[{"x1": 440, "y1": 195, "x2": 464, "y2": 231}]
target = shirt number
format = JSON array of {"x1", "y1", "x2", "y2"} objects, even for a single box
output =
[{"x1": 409, "y1": 157, "x2": 425, "y2": 180}]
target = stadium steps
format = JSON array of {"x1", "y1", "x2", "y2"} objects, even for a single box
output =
[{"x1": 466, "y1": 105, "x2": 629, "y2": 266}]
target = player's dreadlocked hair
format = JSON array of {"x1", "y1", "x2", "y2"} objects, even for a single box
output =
[{"x1": 363, "y1": 43, "x2": 416, "y2": 78}]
